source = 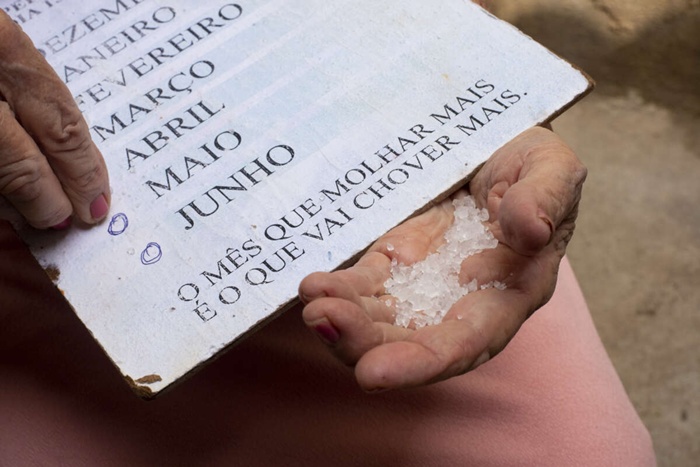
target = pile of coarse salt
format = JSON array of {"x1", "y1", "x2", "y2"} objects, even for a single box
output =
[{"x1": 385, "y1": 195, "x2": 505, "y2": 328}]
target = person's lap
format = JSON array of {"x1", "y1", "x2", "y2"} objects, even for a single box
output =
[{"x1": 0, "y1": 221, "x2": 655, "y2": 466}]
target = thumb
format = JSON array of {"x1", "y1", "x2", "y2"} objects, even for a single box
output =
[
  {"x1": 499, "y1": 181, "x2": 557, "y2": 255},
  {"x1": 497, "y1": 128, "x2": 586, "y2": 256}
]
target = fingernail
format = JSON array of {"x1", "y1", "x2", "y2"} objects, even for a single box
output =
[
  {"x1": 50, "y1": 217, "x2": 72, "y2": 231},
  {"x1": 90, "y1": 194, "x2": 109, "y2": 221},
  {"x1": 313, "y1": 321, "x2": 340, "y2": 345}
]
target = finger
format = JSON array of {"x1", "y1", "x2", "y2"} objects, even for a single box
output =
[
  {"x1": 356, "y1": 284, "x2": 536, "y2": 391},
  {"x1": 301, "y1": 255, "x2": 396, "y2": 327},
  {"x1": 299, "y1": 251, "x2": 391, "y2": 303},
  {"x1": 0, "y1": 14, "x2": 110, "y2": 225},
  {"x1": 501, "y1": 128, "x2": 585, "y2": 254},
  {"x1": 0, "y1": 102, "x2": 72, "y2": 228},
  {"x1": 302, "y1": 297, "x2": 411, "y2": 365},
  {"x1": 454, "y1": 243, "x2": 514, "y2": 289},
  {"x1": 355, "y1": 318, "x2": 489, "y2": 391},
  {"x1": 475, "y1": 127, "x2": 586, "y2": 255},
  {"x1": 304, "y1": 290, "x2": 397, "y2": 326},
  {"x1": 446, "y1": 285, "x2": 542, "y2": 358}
]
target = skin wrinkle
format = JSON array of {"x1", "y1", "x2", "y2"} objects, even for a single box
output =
[
  {"x1": 0, "y1": 104, "x2": 43, "y2": 201},
  {"x1": 444, "y1": 323, "x2": 491, "y2": 379},
  {"x1": 0, "y1": 157, "x2": 44, "y2": 200},
  {"x1": 0, "y1": 63, "x2": 22, "y2": 101},
  {"x1": 449, "y1": 325, "x2": 483, "y2": 371},
  {"x1": 64, "y1": 163, "x2": 103, "y2": 198},
  {"x1": 46, "y1": 124, "x2": 100, "y2": 189},
  {"x1": 0, "y1": 100, "x2": 10, "y2": 129},
  {"x1": 0, "y1": 14, "x2": 91, "y2": 156},
  {"x1": 42, "y1": 110, "x2": 85, "y2": 148},
  {"x1": 0, "y1": 16, "x2": 22, "y2": 67},
  {"x1": 0, "y1": 55, "x2": 49, "y2": 106},
  {"x1": 15, "y1": 76, "x2": 86, "y2": 152}
]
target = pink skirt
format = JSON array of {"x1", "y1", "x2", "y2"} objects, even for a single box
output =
[{"x1": 0, "y1": 222, "x2": 655, "y2": 466}]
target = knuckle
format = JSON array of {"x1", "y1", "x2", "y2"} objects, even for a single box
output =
[
  {"x1": 574, "y1": 162, "x2": 588, "y2": 185},
  {"x1": 0, "y1": 154, "x2": 43, "y2": 202},
  {"x1": 565, "y1": 150, "x2": 588, "y2": 181},
  {"x1": 41, "y1": 109, "x2": 106, "y2": 195},
  {"x1": 42, "y1": 105, "x2": 92, "y2": 154}
]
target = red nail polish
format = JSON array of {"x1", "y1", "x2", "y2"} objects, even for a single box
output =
[
  {"x1": 90, "y1": 194, "x2": 109, "y2": 221},
  {"x1": 50, "y1": 217, "x2": 72, "y2": 231},
  {"x1": 313, "y1": 322, "x2": 340, "y2": 345}
]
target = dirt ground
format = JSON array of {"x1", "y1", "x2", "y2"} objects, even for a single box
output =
[{"x1": 492, "y1": 1, "x2": 700, "y2": 465}]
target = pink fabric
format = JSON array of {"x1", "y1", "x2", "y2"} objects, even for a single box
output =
[{"x1": 0, "y1": 222, "x2": 655, "y2": 466}]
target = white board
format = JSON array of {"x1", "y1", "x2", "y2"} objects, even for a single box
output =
[{"x1": 2, "y1": 0, "x2": 592, "y2": 396}]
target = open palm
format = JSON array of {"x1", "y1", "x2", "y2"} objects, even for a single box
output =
[{"x1": 299, "y1": 127, "x2": 586, "y2": 392}]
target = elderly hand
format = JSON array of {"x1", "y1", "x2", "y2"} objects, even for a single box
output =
[
  {"x1": 298, "y1": 127, "x2": 586, "y2": 391},
  {"x1": 0, "y1": 11, "x2": 110, "y2": 229}
]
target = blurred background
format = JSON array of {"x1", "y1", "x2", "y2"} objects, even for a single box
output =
[{"x1": 492, "y1": 1, "x2": 700, "y2": 465}]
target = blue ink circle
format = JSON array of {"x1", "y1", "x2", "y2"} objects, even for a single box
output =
[
  {"x1": 107, "y1": 213, "x2": 129, "y2": 236},
  {"x1": 141, "y1": 242, "x2": 163, "y2": 265}
]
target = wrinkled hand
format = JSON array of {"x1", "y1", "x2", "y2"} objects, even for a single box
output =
[
  {"x1": 0, "y1": 11, "x2": 110, "y2": 229},
  {"x1": 298, "y1": 127, "x2": 586, "y2": 392}
]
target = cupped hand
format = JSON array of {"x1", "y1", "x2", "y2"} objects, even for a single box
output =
[
  {"x1": 298, "y1": 126, "x2": 587, "y2": 392},
  {"x1": 0, "y1": 11, "x2": 110, "y2": 229}
]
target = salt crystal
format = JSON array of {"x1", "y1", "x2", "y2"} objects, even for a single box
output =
[
  {"x1": 385, "y1": 195, "x2": 505, "y2": 328},
  {"x1": 480, "y1": 280, "x2": 507, "y2": 291}
]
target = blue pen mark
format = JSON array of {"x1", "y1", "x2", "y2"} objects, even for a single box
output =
[
  {"x1": 107, "y1": 213, "x2": 129, "y2": 236},
  {"x1": 141, "y1": 242, "x2": 162, "y2": 265}
]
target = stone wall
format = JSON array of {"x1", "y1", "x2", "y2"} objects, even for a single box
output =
[
  {"x1": 489, "y1": 2, "x2": 700, "y2": 466},
  {"x1": 491, "y1": 0, "x2": 700, "y2": 116}
]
